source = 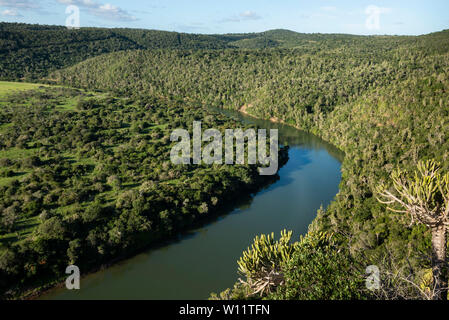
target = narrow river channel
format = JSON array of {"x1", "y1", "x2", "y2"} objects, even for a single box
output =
[{"x1": 41, "y1": 108, "x2": 344, "y2": 300}]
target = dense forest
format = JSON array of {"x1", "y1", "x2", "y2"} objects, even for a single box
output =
[
  {"x1": 0, "y1": 22, "x2": 233, "y2": 80},
  {"x1": 1, "y1": 22, "x2": 424, "y2": 80},
  {"x1": 1, "y1": 22, "x2": 449, "y2": 299}
]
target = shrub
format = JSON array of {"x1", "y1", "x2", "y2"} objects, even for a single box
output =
[
  {"x1": 270, "y1": 233, "x2": 368, "y2": 300},
  {"x1": 236, "y1": 230, "x2": 296, "y2": 297}
]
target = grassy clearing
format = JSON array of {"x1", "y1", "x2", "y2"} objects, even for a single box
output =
[
  {"x1": 0, "y1": 148, "x2": 35, "y2": 187},
  {"x1": 0, "y1": 147, "x2": 36, "y2": 160},
  {"x1": 0, "y1": 123, "x2": 13, "y2": 133},
  {"x1": 0, "y1": 81, "x2": 49, "y2": 99},
  {"x1": 0, "y1": 81, "x2": 107, "y2": 113},
  {"x1": 0, "y1": 173, "x2": 29, "y2": 187},
  {"x1": 0, "y1": 216, "x2": 39, "y2": 243},
  {"x1": 55, "y1": 96, "x2": 80, "y2": 111}
]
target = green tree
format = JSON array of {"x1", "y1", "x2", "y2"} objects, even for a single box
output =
[
  {"x1": 37, "y1": 216, "x2": 66, "y2": 240},
  {"x1": 270, "y1": 232, "x2": 367, "y2": 300},
  {"x1": 237, "y1": 230, "x2": 296, "y2": 297},
  {"x1": 377, "y1": 160, "x2": 449, "y2": 300}
]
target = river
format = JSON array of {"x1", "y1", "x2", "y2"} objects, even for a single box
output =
[{"x1": 40, "y1": 108, "x2": 343, "y2": 300}]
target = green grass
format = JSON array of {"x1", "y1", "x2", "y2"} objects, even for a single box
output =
[
  {"x1": 56, "y1": 96, "x2": 79, "y2": 111},
  {"x1": 0, "y1": 174, "x2": 27, "y2": 187},
  {"x1": 0, "y1": 147, "x2": 35, "y2": 187},
  {"x1": 0, "y1": 81, "x2": 49, "y2": 99},
  {"x1": 150, "y1": 124, "x2": 168, "y2": 130},
  {"x1": 0, "y1": 123, "x2": 13, "y2": 133},
  {"x1": 0, "y1": 147, "x2": 36, "y2": 160},
  {"x1": 0, "y1": 216, "x2": 39, "y2": 243}
]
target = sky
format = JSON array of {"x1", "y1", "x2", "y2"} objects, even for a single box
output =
[{"x1": 0, "y1": 0, "x2": 448, "y2": 35}]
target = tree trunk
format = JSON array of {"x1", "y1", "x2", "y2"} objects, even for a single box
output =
[{"x1": 431, "y1": 225, "x2": 447, "y2": 300}]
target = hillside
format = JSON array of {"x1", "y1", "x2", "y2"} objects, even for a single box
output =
[
  {"x1": 0, "y1": 23, "x2": 231, "y2": 79},
  {"x1": 3, "y1": 22, "x2": 443, "y2": 80}
]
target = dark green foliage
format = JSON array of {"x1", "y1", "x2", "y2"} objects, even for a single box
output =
[
  {"x1": 4, "y1": 21, "x2": 447, "y2": 81},
  {"x1": 213, "y1": 233, "x2": 370, "y2": 300},
  {"x1": 269, "y1": 234, "x2": 368, "y2": 300},
  {"x1": 0, "y1": 22, "x2": 230, "y2": 80},
  {"x1": 0, "y1": 86, "x2": 287, "y2": 297}
]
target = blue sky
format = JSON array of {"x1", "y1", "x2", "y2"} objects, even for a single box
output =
[{"x1": 0, "y1": 0, "x2": 448, "y2": 35}]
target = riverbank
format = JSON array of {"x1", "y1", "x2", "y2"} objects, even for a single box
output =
[
  {"x1": 240, "y1": 104, "x2": 297, "y2": 131},
  {"x1": 5, "y1": 149, "x2": 290, "y2": 300},
  {"x1": 37, "y1": 107, "x2": 342, "y2": 300}
]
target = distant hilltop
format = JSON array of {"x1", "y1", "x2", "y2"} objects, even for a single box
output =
[{"x1": 1, "y1": 21, "x2": 448, "y2": 80}]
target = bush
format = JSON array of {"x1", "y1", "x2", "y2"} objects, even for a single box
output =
[
  {"x1": 269, "y1": 233, "x2": 369, "y2": 300},
  {"x1": 236, "y1": 230, "x2": 296, "y2": 297},
  {"x1": 37, "y1": 216, "x2": 66, "y2": 240},
  {"x1": 81, "y1": 201, "x2": 103, "y2": 223}
]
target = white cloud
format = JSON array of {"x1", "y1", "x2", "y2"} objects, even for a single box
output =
[
  {"x1": 2, "y1": 8, "x2": 22, "y2": 16},
  {"x1": 0, "y1": 0, "x2": 40, "y2": 17},
  {"x1": 221, "y1": 10, "x2": 262, "y2": 23},
  {"x1": 57, "y1": 0, "x2": 97, "y2": 8},
  {"x1": 239, "y1": 11, "x2": 261, "y2": 20},
  {"x1": 94, "y1": 3, "x2": 137, "y2": 21},
  {"x1": 56, "y1": 0, "x2": 137, "y2": 21},
  {"x1": 0, "y1": 0, "x2": 39, "y2": 9}
]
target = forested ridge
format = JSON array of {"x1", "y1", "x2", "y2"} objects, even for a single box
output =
[
  {"x1": 1, "y1": 22, "x2": 449, "y2": 299},
  {"x1": 0, "y1": 22, "x2": 342, "y2": 80},
  {"x1": 0, "y1": 22, "x2": 233, "y2": 80},
  {"x1": 3, "y1": 22, "x2": 440, "y2": 80}
]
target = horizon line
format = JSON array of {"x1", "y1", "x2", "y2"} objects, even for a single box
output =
[{"x1": 1, "y1": 21, "x2": 447, "y2": 37}]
